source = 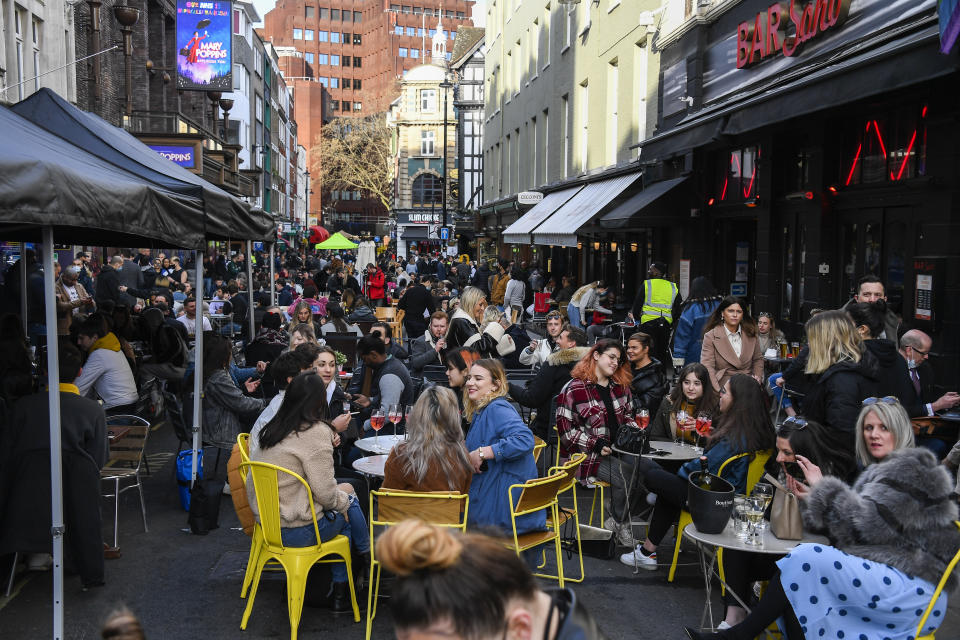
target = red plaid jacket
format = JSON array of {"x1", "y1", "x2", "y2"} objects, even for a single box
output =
[{"x1": 556, "y1": 377, "x2": 633, "y2": 479}]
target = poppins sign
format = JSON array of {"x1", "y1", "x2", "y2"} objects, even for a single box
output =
[
  {"x1": 176, "y1": 0, "x2": 233, "y2": 91},
  {"x1": 147, "y1": 144, "x2": 197, "y2": 169},
  {"x1": 736, "y1": 0, "x2": 851, "y2": 68}
]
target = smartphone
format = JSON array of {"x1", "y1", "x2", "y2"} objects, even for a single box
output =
[
  {"x1": 783, "y1": 461, "x2": 805, "y2": 481},
  {"x1": 479, "y1": 459, "x2": 489, "y2": 472}
]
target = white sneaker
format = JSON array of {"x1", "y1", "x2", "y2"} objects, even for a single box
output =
[
  {"x1": 717, "y1": 621, "x2": 732, "y2": 630},
  {"x1": 619, "y1": 545, "x2": 657, "y2": 570},
  {"x1": 222, "y1": 481, "x2": 232, "y2": 496},
  {"x1": 615, "y1": 522, "x2": 635, "y2": 547},
  {"x1": 646, "y1": 492, "x2": 658, "y2": 506}
]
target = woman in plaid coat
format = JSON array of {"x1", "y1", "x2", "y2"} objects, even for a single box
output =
[{"x1": 556, "y1": 339, "x2": 636, "y2": 545}]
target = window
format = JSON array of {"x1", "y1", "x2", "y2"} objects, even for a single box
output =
[
  {"x1": 331, "y1": 31, "x2": 340, "y2": 43},
  {"x1": 293, "y1": 28, "x2": 303, "y2": 39},
  {"x1": 395, "y1": 25, "x2": 403, "y2": 35},
  {"x1": 342, "y1": 9, "x2": 351, "y2": 21},
  {"x1": 564, "y1": 8, "x2": 573, "y2": 49},
  {"x1": 305, "y1": 52, "x2": 314, "y2": 63},
  {"x1": 406, "y1": 26, "x2": 416, "y2": 36},
  {"x1": 319, "y1": 7, "x2": 328, "y2": 19},
  {"x1": 446, "y1": 52, "x2": 452, "y2": 61},
  {"x1": 343, "y1": 78, "x2": 351, "y2": 88},
  {"x1": 256, "y1": 94, "x2": 263, "y2": 122},
  {"x1": 561, "y1": 93, "x2": 570, "y2": 178},
  {"x1": 444, "y1": 10, "x2": 453, "y2": 17},
  {"x1": 331, "y1": 9, "x2": 340, "y2": 19},
  {"x1": 402, "y1": 5, "x2": 411, "y2": 13},
  {"x1": 421, "y1": 130, "x2": 436, "y2": 155},
  {"x1": 429, "y1": 28, "x2": 436, "y2": 37},
  {"x1": 305, "y1": 6, "x2": 314, "y2": 18},
  {"x1": 543, "y1": 4, "x2": 551, "y2": 67},
  {"x1": 410, "y1": 48, "x2": 419, "y2": 58},
  {"x1": 417, "y1": 27, "x2": 425, "y2": 36},
  {"x1": 391, "y1": 4, "x2": 400, "y2": 12},
  {"x1": 354, "y1": 11, "x2": 362, "y2": 21},
  {"x1": 353, "y1": 33, "x2": 361, "y2": 45},
  {"x1": 332, "y1": 54, "x2": 341, "y2": 65},
  {"x1": 342, "y1": 32, "x2": 350, "y2": 43},
  {"x1": 414, "y1": 6, "x2": 423, "y2": 14},
  {"x1": 353, "y1": 102, "x2": 362, "y2": 111},
  {"x1": 318, "y1": 30, "x2": 328, "y2": 41},
  {"x1": 713, "y1": 147, "x2": 761, "y2": 202},
  {"x1": 399, "y1": 47, "x2": 408, "y2": 57},
  {"x1": 353, "y1": 57, "x2": 362, "y2": 67},
  {"x1": 420, "y1": 89, "x2": 436, "y2": 111},
  {"x1": 318, "y1": 76, "x2": 328, "y2": 86},
  {"x1": 412, "y1": 174, "x2": 443, "y2": 206},
  {"x1": 326, "y1": 77, "x2": 335, "y2": 88},
  {"x1": 457, "y1": 11, "x2": 464, "y2": 18},
  {"x1": 342, "y1": 102, "x2": 351, "y2": 112},
  {"x1": 318, "y1": 53, "x2": 328, "y2": 64},
  {"x1": 542, "y1": 109, "x2": 549, "y2": 183},
  {"x1": 354, "y1": 79, "x2": 362, "y2": 90},
  {"x1": 841, "y1": 105, "x2": 928, "y2": 186},
  {"x1": 331, "y1": 100, "x2": 340, "y2": 111},
  {"x1": 443, "y1": 30, "x2": 449, "y2": 38},
  {"x1": 424, "y1": 8, "x2": 433, "y2": 16},
  {"x1": 607, "y1": 61, "x2": 618, "y2": 166},
  {"x1": 579, "y1": 81, "x2": 589, "y2": 173},
  {"x1": 305, "y1": 29, "x2": 314, "y2": 40}
]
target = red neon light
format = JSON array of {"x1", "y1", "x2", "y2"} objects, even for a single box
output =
[
  {"x1": 720, "y1": 177, "x2": 729, "y2": 200},
  {"x1": 744, "y1": 166, "x2": 757, "y2": 198},
  {"x1": 804, "y1": 191, "x2": 814, "y2": 200},
  {"x1": 871, "y1": 120, "x2": 888, "y2": 159},
  {"x1": 707, "y1": 198, "x2": 716, "y2": 206},
  {"x1": 893, "y1": 130, "x2": 918, "y2": 181},
  {"x1": 922, "y1": 105, "x2": 928, "y2": 118},
  {"x1": 828, "y1": 186, "x2": 838, "y2": 194},
  {"x1": 845, "y1": 142, "x2": 862, "y2": 186}
]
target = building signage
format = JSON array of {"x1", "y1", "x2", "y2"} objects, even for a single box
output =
[
  {"x1": 736, "y1": 0, "x2": 851, "y2": 68},
  {"x1": 148, "y1": 144, "x2": 198, "y2": 168},
  {"x1": 517, "y1": 191, "x2": 544, "y2": 205},
  {"x1": 176, "y1": 0, "x2": 233, "y2": 91},
  {"x1": 403, "y1": 212, "x2": 443, "y2": 224}
]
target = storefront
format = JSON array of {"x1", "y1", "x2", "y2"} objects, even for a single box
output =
[{"x1": 638, "y1": 0, "x2": 960, "y2": 385}]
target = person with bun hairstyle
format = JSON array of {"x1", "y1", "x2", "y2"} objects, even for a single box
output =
[
  {"x1": 463, "y1": 359, "x2": 543, "y2": 534},
  {"x1": 377, "y1": 520, "x2": 609, "y2": 640}
]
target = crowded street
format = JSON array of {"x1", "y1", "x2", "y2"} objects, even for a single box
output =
[{"x1": 3, "y1": 0, "x2": 960, "y2": 639}]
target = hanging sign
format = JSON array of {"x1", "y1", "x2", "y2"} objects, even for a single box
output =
[
  {"x1": 736, "y1": 0, "x2": 851, "y2": 69},
  {"x1": 176, "y1": 0, "x2": 233, "y2": 91}
]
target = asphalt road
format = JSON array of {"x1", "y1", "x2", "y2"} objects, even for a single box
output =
[{"x1": 2, "y1": 420, "x2": 958, "y2": 640}]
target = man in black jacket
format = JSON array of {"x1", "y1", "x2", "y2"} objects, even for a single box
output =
[
  {"x1": 407, "y1": 311, "x2": 448, "y2": 375},
  {"x1": 509, "y1": 326, "x2": 587, "y2": 438},
  {"x1": 94, "y1": 256, "x2": 124, "y2": 308},
  {"x1": 471, "y1": 260, "x2": 492, "y2": 296},
  {"x1": 398, "y1": 275, "x2": 436, "y2": 340}
]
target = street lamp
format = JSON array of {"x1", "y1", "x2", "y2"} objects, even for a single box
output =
[
  {"x1": 114, "y1": 4, "x2": 141, "y2": 118},
  {"x1": 304, "y1": 169, "x2": 311, "y2": 234}
]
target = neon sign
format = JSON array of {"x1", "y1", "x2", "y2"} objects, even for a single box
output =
[{"x1": 736, "y1": 0, "x2": 851, "y2": 69}]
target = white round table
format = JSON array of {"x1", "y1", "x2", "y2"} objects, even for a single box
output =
[
  {"x1": 354, "y1": 434, "x2": 404, "y2": 455},
  {"x1": 683, "y1": 521, "x2": 829, "y2": 631},
  {"x1": 614, "y1": 439, "x2": 700, "y2": 462},
  {"x1": 352, "y1": 454, "x2": 388, "y2": 477}
]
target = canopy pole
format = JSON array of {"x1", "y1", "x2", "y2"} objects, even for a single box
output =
[
  {"x1": 246, "y1": 241, "x2": 255, "y2": 340},
  {"x1": 20, "y1": 243, "x2": 27, "y2": 336},
  {"x1": 42, "y1": 228, "x2": 65, "y2": 640},
  {"x1": 190, "y1": 249, "x2": 203, "y2": 489},
  {"x1": 269, "y1": 243, "x2": 276, "y2": 307}
]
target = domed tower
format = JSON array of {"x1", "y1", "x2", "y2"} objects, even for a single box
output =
[{"x1": 431, "y1": 5, "x2": 447, "y2": 65}]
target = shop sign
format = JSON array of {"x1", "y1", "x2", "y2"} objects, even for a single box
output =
[
  {"x1": 148, "y1": 144, "x2": 197, "y2": 168},
  {"x1": 404, "y1": 212, "x2": 443, "y2": 224},
  {"x1": 736, "y1": 0, "x2": 851, "y2": 69},
  {"x1": 176, "y1": 0, "x2": 233, "y2": 91},
  {"x1": 517, "y1": 191, "x2": 544, "y2": 205}
]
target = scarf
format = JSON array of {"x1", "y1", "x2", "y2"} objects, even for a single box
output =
[{"x1": 255, "y1": 327, "x2": 289, "y2": 347}]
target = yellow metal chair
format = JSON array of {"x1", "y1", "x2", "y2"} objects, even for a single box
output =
[
  {"x1": 240, "y1": 461, "x2": 360, "y2": 638},
  {"x1": 916, "y1": 521, "x2": 960, "y2": 640},
  {"x1": 237, "y1": 433, "x2": 250, "y2": 463},
  {"x1": 553, "y1": 425, "x2": 609, "y2": 526},
  {"x1": 533, "y1": 436, "x2": 547, "y2": 464},
  {"x1": 236, "y1": 433, "x2": 277, "y2": 600},
  {"x1": 546, "y1": 453, "x2": 587, "y2": 583},
  {"x1": 366, "y1": 490, "x2": 469, "y2": 640},
  {"x1": 505, "y1": 469, "x2": 570, "y2": 587},
  {"x1": 374, "y1": 306, "x2": 397, "y2": 321},
  {"x1": 667, "y1": 450, "x2": 772, "y2": 583}
]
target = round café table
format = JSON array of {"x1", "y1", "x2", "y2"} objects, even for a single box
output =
[
  {"x1": 684, "y1": 521, "x2": 829, "y2": 633},
  {"x1": 640, "y1": 440, "x2": 701, "y2": 462},
  {"x1": 351, "y1": 454, "x2": 388, "y2": 478},
  {"x1": 354, "y1": 434, "x2": 405, "y2": 455}
]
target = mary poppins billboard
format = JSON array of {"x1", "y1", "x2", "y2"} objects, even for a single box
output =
[{"x1": 176, "y1": 0, "x2": 232, "y2": 91}]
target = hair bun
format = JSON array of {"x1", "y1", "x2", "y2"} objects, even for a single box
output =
[{"x1": 376, "y1": 520, "x2": 462, "y2": 576}]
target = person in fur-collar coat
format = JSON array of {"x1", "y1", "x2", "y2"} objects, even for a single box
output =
[{"x1": 444, "y1": 286, "x2": 515, "y2": 359}]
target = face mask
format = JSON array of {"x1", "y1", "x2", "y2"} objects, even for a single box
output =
[{"x1": 907, "y1": 358, "x2": 917, "y2": 370}]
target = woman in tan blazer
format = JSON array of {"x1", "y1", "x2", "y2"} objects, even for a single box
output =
[{"x1": 700, "y1": 296, "x2": 764, "y2": 391}]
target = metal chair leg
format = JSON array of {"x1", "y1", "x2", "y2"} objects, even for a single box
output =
[
  {"x1": 5, "y1": 552, "x2": 18, "y2": 597},
  {"x1": 136, "y1": 472, "x2": 148, "y2": 533},
  {"x1": 113, "y1": 477, "x2": 120, "y2": 549}
]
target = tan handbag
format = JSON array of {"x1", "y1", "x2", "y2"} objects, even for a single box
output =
[{"x1": 764, "y1": 473, "x2": 803, "y2": 540}]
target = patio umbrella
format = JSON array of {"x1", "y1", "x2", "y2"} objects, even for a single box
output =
[{"x1": 308, "y1": 225, "x2": 330, "y2": 244}]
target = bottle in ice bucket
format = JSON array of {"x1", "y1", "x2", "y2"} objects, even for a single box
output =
[
  {"x1": 687, "y1": 455, "x2": 736, "y2": 534},
  {"x1": 697, "y1": 456, "x2": 712, "y2": 490}
]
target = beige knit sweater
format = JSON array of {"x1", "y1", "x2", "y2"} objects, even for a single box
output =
[{"x1": 247, "y1": 421, "x2": 350, "y2": 529}]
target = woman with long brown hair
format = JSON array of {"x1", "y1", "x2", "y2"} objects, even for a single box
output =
[
  {"x1": 700, "y1": 296, "x2": 764, "y2": 391},
  {"x1": 648, "y1": 362, "x2": 719, "y2": 443},
  {"x1": 556, "y1": 339, "x2": 635, "y2": 544}
]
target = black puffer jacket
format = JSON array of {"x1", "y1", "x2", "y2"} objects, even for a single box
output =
[
  {"x1": 862, "y1": 338, "x2": 922, "y2": 417},
  {"x1": 509, "y1": 347, "x2": 588, "y2": 438},
  {"x1": 629, "y1": 358, "x2": 667, "y2": 413},
  {"x1": 471, "y1": 264, "x2": 492, "y2": 295},
  {"x1": 444, "y1": 308, "x2": 514, "y2": 358}
]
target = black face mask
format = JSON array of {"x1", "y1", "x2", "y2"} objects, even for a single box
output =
[{"x1": 783, "y1": 461, "x2": 804, "y2": 481}]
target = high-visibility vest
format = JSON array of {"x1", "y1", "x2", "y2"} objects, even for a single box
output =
[{"x1": 640, "y1": 278, "x2": 678, "y2": 324}]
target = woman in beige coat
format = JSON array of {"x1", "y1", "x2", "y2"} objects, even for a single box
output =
[{"x1": 700, "y1": 296, "x2": 764, "y2": 391}]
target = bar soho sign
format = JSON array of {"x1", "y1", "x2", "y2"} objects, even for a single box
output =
[{"x1": 736, "y1": 0, "x2": 851, "y2": 68}]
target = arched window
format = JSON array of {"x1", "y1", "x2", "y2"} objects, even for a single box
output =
[{"x1": 412, "y1": 173, "x2": 443, "y2": 207}]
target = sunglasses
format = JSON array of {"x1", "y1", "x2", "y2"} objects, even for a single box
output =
[
  {"x1": 862, "y1": 396, "x2": 899, "y2": 407},
  {"x1": 546, "y1": 312, "x2": 562, "y2": 319},
  {"x1": 758, "y1": 312, "x2": 774, "y2": 319},
  {"x1": 777, "y1": 416, "x2": 808, "y2": 435}
]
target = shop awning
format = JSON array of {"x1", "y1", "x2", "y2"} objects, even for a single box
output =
[
  {"x1": 502, "y1": 186, "x2": 583, "y2": 244},
  {"x1": 633, "y1": 117, "x2": 727, "y2": 162},
  {"x1": 400, "y1": 225, "x2": 429, "y2": 240},
  {"x1": 599, "y1": 177, "x2": 688, "y2": 229},
  {"x1": 10, "y1": 88, "x2": 276, "y2": 241},
  {"x1": 531, "y1": 172, "x2": 641, "y2": 247}
]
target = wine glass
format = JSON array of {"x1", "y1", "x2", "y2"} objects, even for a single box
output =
[
  {"x1": 744, "y1": 496, "x2": 766, "y2": 546},
  {"x1": 370, "y1": 409, "x2": 385, "y2": 448},
  {"x1": 694, "y1": 412, "x2": 712, "y2": 453},
  {"x1": 635, "y1": 408, "x2": 650, "y2": 431},
  {"x1": 752, "y1": 482, "x2": 775, "y2": 530},
  {"x1": 675, "y1": 410, "x2": 688, "y2": 447},
  {"x1": 388, "y1": 403, "x2": 402, "y2": 437}
]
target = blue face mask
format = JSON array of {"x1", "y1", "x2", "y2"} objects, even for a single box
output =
[{"x1": 907, "y1": 358, "x2": 917, "y2": 370}]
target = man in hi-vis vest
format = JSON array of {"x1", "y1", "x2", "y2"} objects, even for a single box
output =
[{"x1": 629, "y1": 262, "x2": 682, "y2": 375}]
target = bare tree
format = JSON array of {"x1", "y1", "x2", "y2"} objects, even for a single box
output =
[{"x1": 313, "y1": 114, "x2": 393, "y2": 210}]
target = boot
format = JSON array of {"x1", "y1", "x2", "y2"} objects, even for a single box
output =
[
  {"x1": 353, "y1": 551, "x2": 371, "y2": 592},
  {"x1": 331, "y1": 581, "x2": 367, "y2": 614}
]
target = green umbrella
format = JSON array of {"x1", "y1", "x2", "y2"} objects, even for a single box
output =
[{"x1": 316, "y1": 232, "x2": 359, "y2": 250}]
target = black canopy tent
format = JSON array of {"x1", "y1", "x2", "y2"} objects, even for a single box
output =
[
  {"x1": 0, "y1": 104, "x2": 218, "y2": 640},
  {"x1": 10, "y1": 88, "x2": 276, "y2": 242}
]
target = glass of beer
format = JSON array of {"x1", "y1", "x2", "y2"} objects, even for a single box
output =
[
  {"x1": 779, "y1": 341, "x2": 790, "y2": 359},
  {"x1": 790, "y1": 342, "x2": 801, "y2": 358}
]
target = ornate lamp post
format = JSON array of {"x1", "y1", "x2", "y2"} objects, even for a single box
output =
[
  {"x1": 113, "y1": 4, "x2": 140, "y2": 118},
  {"x1": 218, "y1": 97, "x2": 234, "y2": 141}
]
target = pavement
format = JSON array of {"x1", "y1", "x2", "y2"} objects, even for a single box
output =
[{"x1": 2, "y1": 419, "x2": 959, "y2": 640}]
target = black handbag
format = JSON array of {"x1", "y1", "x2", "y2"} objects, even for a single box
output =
[{"x1": 614, "y1": 424, "x2": 650, "y2": 455}]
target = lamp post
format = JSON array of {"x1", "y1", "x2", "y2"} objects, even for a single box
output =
[
  {"x1": 207, "y1": 91, "x2": 223, "y2": 136},
  {"x1": 218, "y1": 98, "x2": 234, "y2": 142},
  {"x1": 113, "y1": 4, "x2": 140, "y2": 119},
  {"x1": 439, "y1": 78, "x2": 453, "y2": 232},
  {"x1": 304, "y1": 169, "x2": 311, "y2": 238},
  {"x1": 87, "y1": 0, "x2": 103, "y2": 104}
]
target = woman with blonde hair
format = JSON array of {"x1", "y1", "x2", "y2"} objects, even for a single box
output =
[
  {"x1": 796, "y1": 310, "x2": 878, "y2": 474},
  {"x1": 462, "y1": 359, "x2": 541, "y2": 533},
  {"x1": 382, "y1": 386, "x2": 473, "y2": 493},
  {"x1": 377, "y1": 520, "x2": 608, "y2": 640},
  {"x1": 567, "y1": 281, "x2": 610, "y2": 330},
  {"x1": 445, "y1": 286, "x2": 515, "y2": 358},
  {"x1": 291, "y1": 300, "x2": 322, "y2": 336}
]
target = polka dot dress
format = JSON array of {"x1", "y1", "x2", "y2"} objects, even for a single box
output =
[{"x1": 777, "y1": 544, "x2": 946, "y2": 640}]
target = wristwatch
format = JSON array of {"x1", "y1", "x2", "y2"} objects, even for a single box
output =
[{"x1": 478, "y1": 447, "x2": 485, "y2": 461}]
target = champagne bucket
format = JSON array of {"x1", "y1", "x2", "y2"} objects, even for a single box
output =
[{"x1": 687, "y1": 472, "x2": 735, "y2": 534}]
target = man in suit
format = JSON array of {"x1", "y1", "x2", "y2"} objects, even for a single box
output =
[
  {"x1": 117, "y1": 249, "x2": 143, "y2": 308},
  {"x1": 398, "y1": 275, "x2": 436, "y2": 340},
  {"x1": 899, "y1": 329, "x2": 959, "y2": 458}
]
